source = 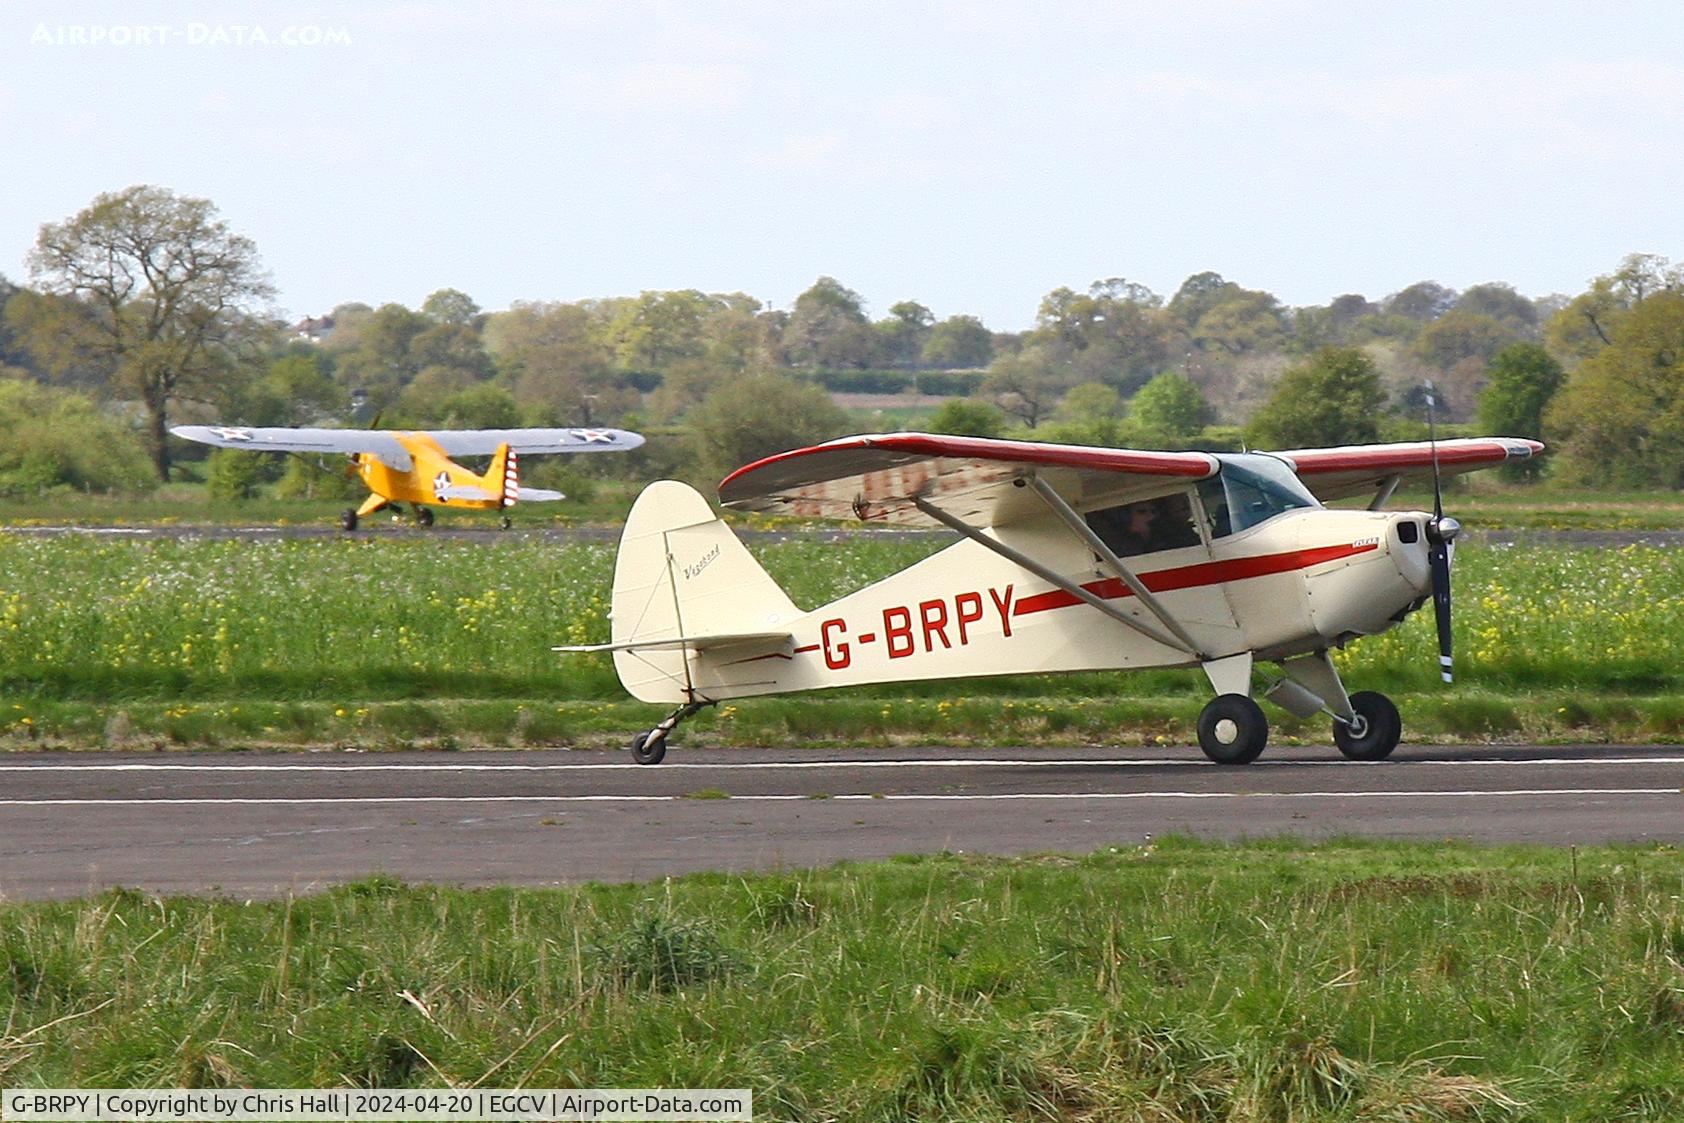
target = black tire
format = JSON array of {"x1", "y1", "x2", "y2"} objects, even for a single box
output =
[
  {"x1": 500, "y1": 516, "x2": 512, "y2": 531},
  {"x1": 1334, "y1": 691, "x2": 1402, "y2": 761},
  {"x1": 631, "y1": 731, "x2": 667, "y2": 766},
  {"x1": 415, "y1": 506, "x2": 434, "y2": 528},
  {"x1": 1197, "y1": 694, "x2": 1268, "y2": 765},
  {"x1": 339, "y1": 509, "x2": 358, "y2": 532}
]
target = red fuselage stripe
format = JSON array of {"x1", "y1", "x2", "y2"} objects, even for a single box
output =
[{"x1": 1013, "y1": 542, "x2": 1380, "y2": 617}]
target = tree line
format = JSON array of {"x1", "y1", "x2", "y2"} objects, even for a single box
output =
[{"x1": 0, "y1": 184, "x2": 1678, "y2": 495}]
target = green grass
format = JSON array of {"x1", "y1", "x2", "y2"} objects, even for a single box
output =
[
  {"x1": 9, "y1": 687, "x2": 1684, "y2": 752},
  {"x1": 838, "y1": 403, "x2": 945, "y2": 430},
  {"x1": 4, "y1": 839, "x2": 1684, "y2": 1119},
  {"x1": 0, "y1": 479, "x2": 651, "y2": 528},
  {"x1": 17, "y1": 473, "x2": 1684, "y2": 531},
  {"x1": 4, "y1": 535, "x2": 1684, "y2": 747},
  {"x1": 1358, "y1": 480, "x2": 1684, "y2": 531}
]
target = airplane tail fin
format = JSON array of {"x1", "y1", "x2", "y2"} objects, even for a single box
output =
[
  {"x1": 578, "y1": 480, "x2": 799, "y2": 702},
  {"x1": 486, "y1": 443, "x2": 520, "y2": 508}
]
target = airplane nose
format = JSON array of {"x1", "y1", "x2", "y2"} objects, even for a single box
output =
[{"x1": 1391, "y1": 514, "x2": 1433, "y2": 596}]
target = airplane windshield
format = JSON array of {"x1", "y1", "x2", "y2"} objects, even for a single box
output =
[{"x1": 1199, "y1": 454, "x2": 1321, "y2": 537}]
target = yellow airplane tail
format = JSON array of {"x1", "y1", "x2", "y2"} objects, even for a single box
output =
[{"x1": 486, "y1": 443, "x2": 519, "y2": 508}]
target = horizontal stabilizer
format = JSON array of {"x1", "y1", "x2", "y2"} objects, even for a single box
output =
[
  {"x1": 434, "y1": 484, "x2": 496, "y2": 501},
  {"x1": 518, "y1": 486, "x2": 565, "y2": 502},
  {"x1": 554, "y1": 630, "x2": 792, "y2": 654}
]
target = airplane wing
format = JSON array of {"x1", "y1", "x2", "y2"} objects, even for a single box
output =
[
  {"x1": 717, "y1": 432, "x2": 1218, "y2": 528},
  {"x1": 424, "y1": 428, "x2": 645, "y2": 456},
  {"x1": 171, "y1": 425, "x2": 416, "y2": 471},
  {"x1": 1272, "y1": 438, "x2": 1544, "y2": 503}
]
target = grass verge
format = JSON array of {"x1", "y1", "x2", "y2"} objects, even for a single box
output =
[
  {"x1": 7, "y1": 689, "x2": 1684, "y2": 752},
  {"x1": 3, "y1": 839, "x2": 1683, "y2": 1119}
]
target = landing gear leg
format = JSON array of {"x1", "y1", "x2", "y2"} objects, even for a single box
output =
[
  {"x1": 349, "y1": 495, "x2": 387, "y2": 530},
  {"x1": 631, "y1": 700, "x2": 709, "y2": 765},
  {"x1": 1273, "y1": 651, "x2": 1402, "y2": 762}
]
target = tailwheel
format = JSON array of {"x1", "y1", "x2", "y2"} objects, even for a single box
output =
[
  {"x1": 339, "y1": 508, "x2": 359, "y2": 532},
  {"x1": 500, "y1": 515, "x2": 513, "y2": 531},
  {"x1": 630, "y1": 730, "x2": 667, "y2": 766},
  {"x1": 415, "y1": 506, "x2": 434, "y2": 528},
  {"x1": 1334, "y1": 691, "x2": 1402, "y2": 761},
  {"x1": 629, "y1": 700, "x2": 708, "y2": 765},
  {"x1": 1197, "y1": 694, "x2": 1268, "y2": 765}
]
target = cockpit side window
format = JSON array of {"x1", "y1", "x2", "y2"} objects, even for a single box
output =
[
  {"x1": 1085, "y1": 491, "x2": 1202, "y2": 557},
  {"x1": 1196, "y1": 477, "x2": 1232, "y2": 539},
  {"x1": 1199, "y1": 455, "x2": 1320, "y2": 537}
]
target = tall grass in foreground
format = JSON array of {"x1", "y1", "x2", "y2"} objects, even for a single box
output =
[
  {"x1": 3, "y1": 536, "x2": 1684, "y2": 744},
  {"x1": 4, "y1": 840, "x2": 1684, "y2": 1119},
  {"x1": 2, "y1": 536, "x2": 1682, "y2": 699}
]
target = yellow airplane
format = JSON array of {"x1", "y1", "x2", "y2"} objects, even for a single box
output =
[{"x1": 171, "y1": 424, "x2": 644, "y2": 529}]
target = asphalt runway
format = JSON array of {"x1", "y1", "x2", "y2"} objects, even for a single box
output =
[{"x1": 2, "y1": 744, "x2": 1681, "y2": 899}]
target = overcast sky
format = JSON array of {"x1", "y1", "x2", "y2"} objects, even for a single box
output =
[{"x1": 4, "y1": 1, "x2": 1681, "y2": 329}]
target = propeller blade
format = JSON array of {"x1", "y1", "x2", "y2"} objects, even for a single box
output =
[
  {"x1": 1425, "y1": 380, "x2": 1444, "y2": 522},
  {"x1": 1422, "y1": 380, "x2": 1457, "y2": 683},
  {"x1": 1430, "y1": 538, "x2": 1453, "y2": 683}
]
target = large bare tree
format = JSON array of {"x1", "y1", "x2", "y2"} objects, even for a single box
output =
[{"x1": 16, "y1": 185, "x2": 275, "y2": 479}]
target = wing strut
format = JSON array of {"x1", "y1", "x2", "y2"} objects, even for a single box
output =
[
  {"x1": 909, "y1": 494, "x2": 1202, "y2": 659},
  {"x1": 1024, "y1": 475, "x2": 1208, "y2": 659},
  {"x1": 1367, "y1": 474, "x2": 1401, "y2": 511}
]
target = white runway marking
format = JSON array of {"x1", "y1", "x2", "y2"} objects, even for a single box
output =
[
  {"x1": 0, "y1": 787, "x2": 1677, "y2": 806},
  {"x1": 8, "y1": 756, "x2": 1684, "y2": 774}
]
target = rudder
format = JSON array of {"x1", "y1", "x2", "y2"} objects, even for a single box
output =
[
  {"x1": 485, "y1": 443, "x2": 519, "y2": 508},
  {"x1": 610, "y1": 480, "x2": 800, "y2": 702}
]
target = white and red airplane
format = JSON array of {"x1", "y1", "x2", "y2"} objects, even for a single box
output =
[{"x1": 560, "y1": 431, "x2": 1541, "y2": 765}]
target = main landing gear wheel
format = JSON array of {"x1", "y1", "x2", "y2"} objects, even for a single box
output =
[
  {"x1": 630, "y1": 731, "x2": 667, "y2": 766},
  {"x1": 339, "y1": 509, "x2": 359, "y2": 532},
  {"x1": 1197, "y1": 693, "x2": 1269, "y2": 765},
  {"x1": 415, "y1": 506, "x2": 434, "y2": 528},
  {"x1": 1334, "y1": 691, "x2": 1402, "y2": 761}
]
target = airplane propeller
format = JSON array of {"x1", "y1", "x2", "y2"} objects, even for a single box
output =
[
  {"x1": 1424, "y1": 382, "x2": 1459, "y2": 683},
  {"x1": 345, "y1": 411, "x2": 382, "y2": 476}
]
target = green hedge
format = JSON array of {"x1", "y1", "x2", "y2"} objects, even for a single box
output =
[{"x1": 808, "y1": 369, "x2": 986, "y2": 396}]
